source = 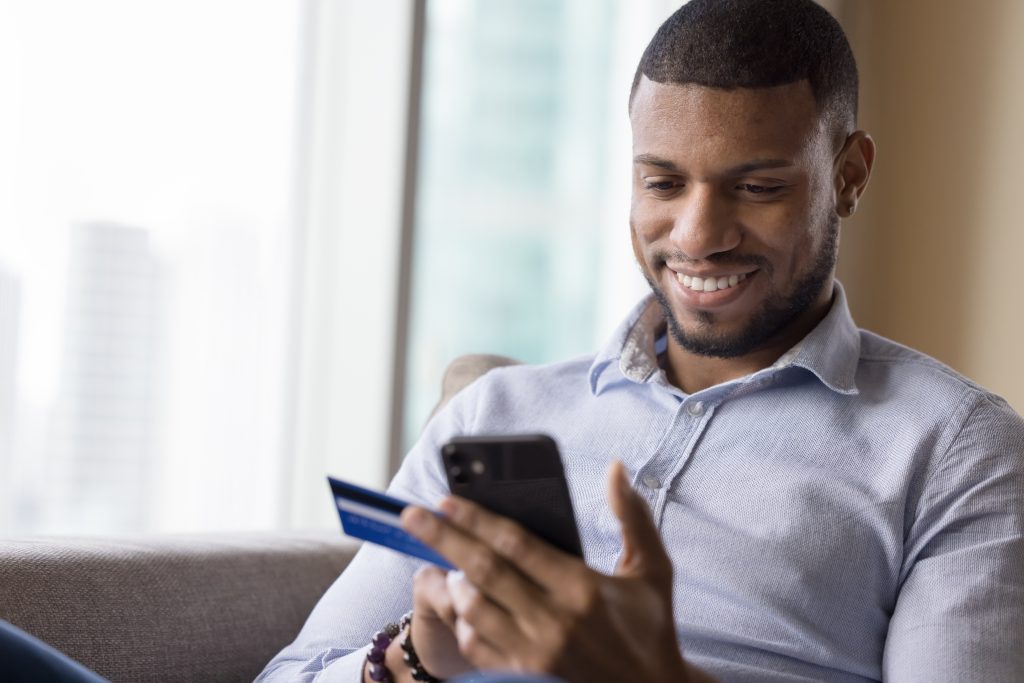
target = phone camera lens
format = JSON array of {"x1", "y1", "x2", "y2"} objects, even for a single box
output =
[
  {"x1": 471, "y1": 460, "x2": 485, "y2": 475},
  {"x1": 450, "y1": 465, "x2": 468, "y2": 484}
]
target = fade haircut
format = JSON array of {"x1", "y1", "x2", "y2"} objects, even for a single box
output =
[{"x1": 630, "y1": 0, "x2": 859, "y2": 140}]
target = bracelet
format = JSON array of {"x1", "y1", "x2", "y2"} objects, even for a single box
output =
[
  {"x1": 365, "y1": 613, "x2": 411, "y2": 682},
  {"x1": 400, "y1": 616, "x2": 443, "y2": 683}
]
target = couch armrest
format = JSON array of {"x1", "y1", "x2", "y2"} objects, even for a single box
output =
[
  {"x1": 0, "y1": 531, "x2": 358, "y2": 682},
  {"x1": 431, "y1": 353, "x2": 521, "y2": 418}
]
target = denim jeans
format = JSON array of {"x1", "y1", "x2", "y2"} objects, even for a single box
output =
[
  {"x1": 0, "y1": 620, "x2": 108, "y2": 683},
  {"x1": 454, "y1": 675, "x2": 565, "y2": 683},
  {"x1": 0, "y1": 619, "x2": 565, "y2": 683}
]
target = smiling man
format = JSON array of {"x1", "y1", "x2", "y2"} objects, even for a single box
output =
[
  {"x1": 258, "y1": 1, "x2": 1024, "y2": 682},
  {"x1": 628, "y1": 74, "x2": 870, "y2": 392}
]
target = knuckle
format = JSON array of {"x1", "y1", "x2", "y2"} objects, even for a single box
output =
[
  {"x1": 461, "y1": 590, "x2": 487, "y2": 623},
  {"x1": 493, "y1": 523, "x2": 527, "y2": 557},
  {"x1": 569, "y1": 576, "x2": 600, "y2": 613},
  {"x1": 412, "y1": 566, "x2": 433, "y2": 593},
  {"x1": 457, "y1": 623, "x2": 481, "y2": 657},
  {"x1": 412, "y1": 566, "x2": 446, "y2": 605},
  {"x1": 468, "y1": 549, "x2": 503, "y2": 585},
  {"x1": 455, "y1": 500, "x2": 479, "y2": 527}
]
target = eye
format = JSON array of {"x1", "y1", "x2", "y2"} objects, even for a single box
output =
[
  {"x1": 643, "y1": 179, "x2": 681, "y2": 193},
  {"x1": 737, "y1": 183, "x2": 783, "y2": 195}
]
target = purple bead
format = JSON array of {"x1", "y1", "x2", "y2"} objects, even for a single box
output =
[
  {"x1": 372, "y1": 631, "x2": 392, "y2": 649},
  {"x1": 367, "y1": 648, "x2": 386, "y2": 664},
  {"x1": 368, "y1": 662, "x2": 393, "y2": 682}
]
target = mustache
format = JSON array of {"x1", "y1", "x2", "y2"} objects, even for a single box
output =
[{"x1": 653, "y1": 250, "x2": 772, "y2": 273}]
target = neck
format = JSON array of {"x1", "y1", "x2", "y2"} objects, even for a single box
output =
[{"x1": 664, "y1": 284, "x2": 835, "y2": 394}]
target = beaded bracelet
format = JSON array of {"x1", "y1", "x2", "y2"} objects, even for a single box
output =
[
  {"x1": 400, "y1": 616, "x2": 443, "y2": 683},
  {"x1": 365, "y1": 613, "x2": 412, "y2": 682}
]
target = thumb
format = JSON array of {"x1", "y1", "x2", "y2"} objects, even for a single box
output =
[{"x1": 608, "y1": 461, "x2": 671, "y2": 581}]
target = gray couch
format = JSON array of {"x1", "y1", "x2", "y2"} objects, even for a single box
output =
[
  {"x1": 0, "y1": 532, "x2": 359, "y2": 681},
  {"x1": 0, "y1": 354, "x2": 518, "y2": 682}
]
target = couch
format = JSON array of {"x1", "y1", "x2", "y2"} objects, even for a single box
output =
[
  {"x1": 0, "y1": 532, "x2": 358, "y2": 681},
  {"x1": 0, "y1": 354, "x2": 517, "y2": 682}
]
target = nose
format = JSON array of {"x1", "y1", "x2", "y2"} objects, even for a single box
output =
[{"x1": 669, "y1": 185, "x2": 741, "y2": 261}]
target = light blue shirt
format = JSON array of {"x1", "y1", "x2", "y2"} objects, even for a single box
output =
[{"x1": 258, "y1": 283, "x2": 1024, "y2": 682}]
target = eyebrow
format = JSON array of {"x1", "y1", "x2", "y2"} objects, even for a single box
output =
[{"x1": 633, "y1": 154, "x2": 797, "y2": 175}]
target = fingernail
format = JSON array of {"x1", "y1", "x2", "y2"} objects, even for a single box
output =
[
  {"x1": 438, "y1": 497, "x2": 460, "y2": 519},
  {"x1": 446, "y1": 569, "x2": 466, "y2": 593}
]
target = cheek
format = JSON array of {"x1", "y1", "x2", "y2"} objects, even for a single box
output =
[
  {"x1": 628, "y1": 217, "x2": 648, "y2": 267},
  {"x1": 629, "y1": 197, "x2": 673, "y2": 243},
  {"x1": 754, "y1": 195, "x2": 818, "y2": 253}
]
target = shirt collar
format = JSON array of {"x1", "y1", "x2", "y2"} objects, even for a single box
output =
[{"x1": 588, "y1": 281, "x2": 861, "y2": 396}]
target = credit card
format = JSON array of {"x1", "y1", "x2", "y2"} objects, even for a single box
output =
[{"x1": 327, "y1": 476, "x2": 453, "y2": 569}]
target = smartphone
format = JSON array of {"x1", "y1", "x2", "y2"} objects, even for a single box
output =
[{"x1": 441, "y1": 434, "x2": 583, "y2": 558}]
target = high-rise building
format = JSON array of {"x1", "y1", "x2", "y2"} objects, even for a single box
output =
[
  {"x1": 0, "y1": 267, "x2": 21, "y2": 529},
  {"x1": 403, "y1": 0, "x2": 616, "y2": 450},
  {"x1": 48, "y1": 222, "x2": 162, "y2": 533}
]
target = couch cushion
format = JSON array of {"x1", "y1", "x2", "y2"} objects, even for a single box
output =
[{"x1": 0, "y1": 532, "x2": 358, "y2": 682}]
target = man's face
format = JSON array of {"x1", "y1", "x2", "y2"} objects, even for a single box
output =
[{"x1": 629, "y1": 77, "x2": 840, "y2": 358}]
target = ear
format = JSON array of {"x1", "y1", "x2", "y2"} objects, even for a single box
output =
[{"x1": 833, "y1": 131, "x2": 875, "y2": 218}]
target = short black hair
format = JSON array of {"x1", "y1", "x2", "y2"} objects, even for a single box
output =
[{"x1": 631, "y1": 0, "x2": 858, "y2": 136}]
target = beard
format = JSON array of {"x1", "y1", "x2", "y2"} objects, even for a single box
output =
[{"x1": 644, "y1": 212, "x2": 839, "y2": 359}]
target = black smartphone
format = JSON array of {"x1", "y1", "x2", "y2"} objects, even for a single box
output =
[{"x1": 440, "y1": 434, "x2": 583, "y2": 558}]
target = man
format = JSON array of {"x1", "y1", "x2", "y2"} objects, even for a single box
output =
[{"x1": 259, "y1": 1, "x2": 1024, "y2": 681}]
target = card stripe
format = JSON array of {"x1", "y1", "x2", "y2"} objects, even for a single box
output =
[{"x1": 335, "y1": 497, "x2": 406, "y2": 527}]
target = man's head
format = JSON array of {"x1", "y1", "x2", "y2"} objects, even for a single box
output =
[
  {"x1": 628, "y1": 0, "x2": 873, "y2": 361},
  {"x1": 630, "y1": 0, "x2": 859, "y2": 149}
]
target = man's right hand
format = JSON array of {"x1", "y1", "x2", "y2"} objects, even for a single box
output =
[
  {"x1": 361, "y1": 566, "x2": 474, "y2": 683},
  {"x1": 407, "y1": 564, "x2": 477, "y2": 679}
]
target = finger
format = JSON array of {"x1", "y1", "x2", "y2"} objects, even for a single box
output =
[
  {"x1": 436, "y1": 495, "x2": 587, "y2": 595},
  {"x1": 454, "y1": 616, "x2": 510, "y2": 671},
  {"x1": 447, "y1": 570, "x2": 530, "y2": 656},
  {"x1": 402, "y1": 505, "x2": 557, "y2": 630},
  {"x1": 413, "y1": 565, "x2": 457, "y2": 630},
  {"x1": 607, "y1": 461, "x2": 672, "y2": 582}
]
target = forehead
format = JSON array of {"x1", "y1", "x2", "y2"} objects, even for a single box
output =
[{"x1": 629, "y1": 77, "x2": 825, "y2": 166}]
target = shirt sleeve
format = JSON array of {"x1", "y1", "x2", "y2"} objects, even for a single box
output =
[
  {"x1": 254, "y1": 383, "x2": 474, "y2": 682},
  {"x1": 883, "y1": 395, "x2": 1024, "y2": 682}
]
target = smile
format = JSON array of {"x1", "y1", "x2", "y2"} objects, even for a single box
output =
[{"x1": 675, "y1": 272, "x2": 749, "y2": 293}]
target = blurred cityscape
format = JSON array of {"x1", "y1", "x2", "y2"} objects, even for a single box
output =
[
  {"x1": 0, "y1": 0, "x2": 298, "y2": 535},
  {"x1": 0, "y1": 0, "x2": 652, "y2": 533},
  {"x1": 45, "y1": 223, "x2": 162, "y2": 532},
  {"x1": 403, "y1": 0, "x2": 618, "y2": 450}
]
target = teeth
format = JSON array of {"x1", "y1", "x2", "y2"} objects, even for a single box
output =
[{"x1": 675, "y1": 271, "x2": 748, "y2": 292}]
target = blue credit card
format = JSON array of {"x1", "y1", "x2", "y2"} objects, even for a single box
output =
[{"x1": 327, "y1": 476, "x2": 453, "y2": 569}]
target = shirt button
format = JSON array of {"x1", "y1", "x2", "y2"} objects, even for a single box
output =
[
  {"x1": 642, "y1": 474, "x2": 661, "y2": 489},
  {"x1": 687, "y1": 401, "x2": 705, "y2": 417}
]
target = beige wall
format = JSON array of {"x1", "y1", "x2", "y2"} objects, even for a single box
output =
[{"x1": 834, "y1": 1, "x2": 1024, "y2": 412}]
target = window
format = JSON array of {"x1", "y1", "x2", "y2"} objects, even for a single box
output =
[
  {"x1": 0, "y1": 0, "x2": 680, "y2": 535},
  {"x1": 400, "y1": 0, "x2": 673, "y2": 454},
  {"x1": 0, "y1": 0, "x2": 299, "y2": 533}
]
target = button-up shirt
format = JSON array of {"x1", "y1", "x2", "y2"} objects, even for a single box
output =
[{"x1": 258, "y1": 283, "x2": 1024, "y2": 682}]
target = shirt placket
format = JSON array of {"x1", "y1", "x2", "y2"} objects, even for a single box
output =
[{"x1": 633, "y1": 392, "x2": 714, "y2": 525}]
